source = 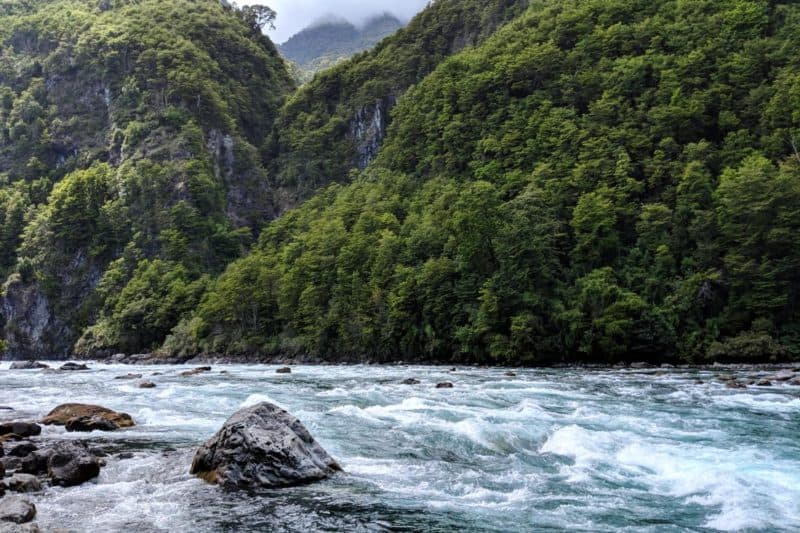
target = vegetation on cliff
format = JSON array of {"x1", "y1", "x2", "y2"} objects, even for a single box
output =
[
  {"x1": 188, "y1": 0, "x2": 800, "y2": 364},
  {"x1": 0, "y1": 0, "x2": 294, "y2": 357}
]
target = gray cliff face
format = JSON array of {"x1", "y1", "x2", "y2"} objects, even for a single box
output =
[
  {"x1": 349, "y1": 96, "x2": 397, "y2": 170},
  {"x1": 1, "y1": 277, "x2": 72, "y2": 360}
]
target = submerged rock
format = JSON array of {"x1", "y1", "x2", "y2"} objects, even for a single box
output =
[
  {"x1": 7, "y1": 362, "x2": 48, "y2": 371},
  {"x1": 275, "y1": 367, "x2": 292, "y2": 374},
  {"x1": 436, "y1": 382, "x2": 454, "y2": 389},
  {"x1": 401, "y1": 378, "x2": 420, "y2": 385},
  {"x1": 190, "y1": 402, "x2": 340, "y2": 490},
  {"x1": 0, "y1": 496, "x2": 35, "y2": 524},
  {"x1": 138, "y1": 381, "x2": 156, "y2": 389},
  {"x1": 42, "y1": 404, "x2": 134, "y2": 430},
  {"x1": 504, "y1": 371, "x2": 517, "y2": 377},
  {"x1": 0, "y1": 425, "x2": 40, "y2": 439},
  {"x1": 180, "y1": 366, "x2": 211, "y2": 377},
  {"x1": 58, "y1": 363, "x2": 88, "y2": 371},
  {"x1": 0, "y1": 523, "x2": 40, "y2": 532},
  {"x1": 114, "y1": 373, "x2": 142, "y2": 380},
  {"x1": 756, "y1": 379, "x2": 773, "y2": 387}
]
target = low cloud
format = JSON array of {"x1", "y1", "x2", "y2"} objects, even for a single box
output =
[{"x1": 252, "y1": 0, "x2": 430, "y2": 43}]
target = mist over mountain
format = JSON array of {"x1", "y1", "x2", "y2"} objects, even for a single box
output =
[
  {"x1": 278, "y1": 13, "x2": 404, "y2": 81},
  {"x1": 263, "y1": 0, "x2": 429, "y2": 43}
]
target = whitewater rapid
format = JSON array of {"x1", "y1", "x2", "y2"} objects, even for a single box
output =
[{"x1": 1, "y1": 364, "x2": 798, "y2": 532}]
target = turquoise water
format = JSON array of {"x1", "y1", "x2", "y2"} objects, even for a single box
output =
[{"x1": 1, "y1": 363, "x2": 798, "y2": 532}]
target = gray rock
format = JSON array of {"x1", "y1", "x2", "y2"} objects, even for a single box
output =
[
  {"x1": 0, "y1": 424, "x2": 40, "y2": 439},
  {"x1": 138, "y1": 381, "x2": 156, "y2": 389},
  {"x1": 756, "y1": 379, "x2": 773, "y2": 387},
  {"x1": 113, "y1": 373, "x2": 142, "y2": 380},
  {"x1": 275, "y1": 367, "x2": 291, "y2": 374},
  {"x1": 436, "y1": 382, "x2": 454, "y2": 389},
  {"x1": 401, "y1": 378, "x2": 420, "y2": 385},
  {"x1": 0, "y1": 496, "x2": 36, "y2": 524},
  {"x1": 2, "y1": 475, "x2": 40, "y2": 494},
  {"x1": 190, "y1": 402, "x2": 340, "y2": 490},
  {"x1": 58, "y1": 363, "x2": 88, "y2": 371},
  {"x1": 7, "y1": 363, "x2": 47, "y2": 371},
  {"x1": 47, "y1": 441, "x2": 102, "y2": 487},
  {"x1": 0, "y1": 523, "x2": 40, "y2": 532},
  {"x1": 19, "y1": 451, "x2": 49, "y2": 476},
  {"x1": 6, "y1": 444, "x2": 35, "y2": 458},
  {"x1": 65, "y1": 415, "x2": 119, "y2": 432}
]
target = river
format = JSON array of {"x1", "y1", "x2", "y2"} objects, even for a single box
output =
[{"x1": 1, "y1": 363, "x2": 798, "y2": 532}]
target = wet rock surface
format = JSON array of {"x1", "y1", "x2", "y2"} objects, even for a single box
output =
[
  {"x1": 190, "y1": 402, "x2": 340, "y2": 490},
  {"x1": 41, "y1": 404, "x2": 134, "y2": 430},
  {"x1": 0, "y1": 496, "x2": 35, "y2": 524}
]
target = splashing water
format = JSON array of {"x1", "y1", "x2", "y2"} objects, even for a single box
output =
[{"x1": 1, "y1": 363, "x2": 798, "y2": 532}]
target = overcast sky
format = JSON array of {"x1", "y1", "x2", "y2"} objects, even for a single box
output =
[{"x1": 255, "y1": 1, "x2": 430, "y2": 43}]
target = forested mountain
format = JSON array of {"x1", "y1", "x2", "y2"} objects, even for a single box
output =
[
  {"x1": 278, "y1": 14, "x2": 403, "y2": 82},
  {"x1": 268, "y1": 0, "x2": 530, "y2": 207},
  {"x1": 0, "y1": 0, "x2": 294, "y2": 358},
  {"x1": 188, "y1": 0, "x2": 800, "y2": 365},
  {"x1": 1, "y1": 0, "x2": 799, "y2": 365}
]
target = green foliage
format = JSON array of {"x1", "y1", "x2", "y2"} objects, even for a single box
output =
[
  {"x1": 0, "y1": 0, "x2": 293, "y2": 357},
  {"x1": 181, "y1": 0, "x2": 800, "y2": 364},
  {"x1": 268, "y1": 0, "x2": 528, "y2": 198}
]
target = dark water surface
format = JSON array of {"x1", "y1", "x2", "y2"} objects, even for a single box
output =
[{"x1": 1, "y1": 363, "x2": 798, "y2": 532}]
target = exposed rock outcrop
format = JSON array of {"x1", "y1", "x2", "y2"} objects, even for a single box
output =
[
  {"x1": 190, "y1": 402, "x2": 340, "y2": 490},
  {"x1": 41, "y1": 404, "x2": 134, "y2": 430}
]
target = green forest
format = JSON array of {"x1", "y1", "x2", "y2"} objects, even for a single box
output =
[{"x1": 1, "y1": 0, "x2": 800, "y2": 365}]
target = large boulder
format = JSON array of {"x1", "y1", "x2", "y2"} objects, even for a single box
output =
[
  {"x1": 0, "y1": 425, "x2": 40, "y2": 439},
  {"x1": 190, "y1": 402, "x2": 340, "y2": 490},
  {"x1": 41, "y1": 404, "x2": 134, "y2": 430},
  {"x1": 0, "y1": 496, "x2": 35, "y2": 524},
  {"x1": 46, "y1": 442, "x2": 102, "y2": 487}
]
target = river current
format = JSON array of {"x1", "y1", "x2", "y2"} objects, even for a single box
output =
[{"x1": 0, "y1": 363, "x2": 798, "y2": 532}]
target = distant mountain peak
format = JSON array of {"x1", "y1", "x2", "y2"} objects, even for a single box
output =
[{"x1": 279, "y1": 12, "x2": 404, "y2": 81}]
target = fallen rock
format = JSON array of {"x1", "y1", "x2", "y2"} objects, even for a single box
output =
[
  {"x1": 0, "y1": 496, "x2": 35, "y2": 524},
  {"x1": 58, "y1": 363, "x2": 88, "y2": 371},
  {"x1": 7, "y1": 362, "x2": 47, "y2": 371},
  {"x1": 0, "y1": 425, "x2": 40, "y2": 439},
  {"x1": 138, "y1": 381, "x2": 156, "y2": 389},
  {"x1": 436, "y1": 382, "x2": 454, "y2": 389},
  {"x1": 2, "y1": 475, "x2": 40, "y2": 494},
  {"x1": 190, "y1": 402, "x2": 340, "y2": 490},
  {"x1": 47, "y1": 441, "x2": 102, "y2": 487},
  {"x1": 275, "y1": 367, "x2": 291, "y2": 374},
  {"x1": 401, "y1": 378, "x2": 420, "y2": 385},
  {"x1": 114, "y1": 374, "x2": 142, "y2": 380},
  {"x1": 42, "y1": 404, "x2": 134, "y2": 429}
]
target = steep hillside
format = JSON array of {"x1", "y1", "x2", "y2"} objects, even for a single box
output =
[
  {"x1": 279, "y1": 14, "x2": 403, "y2": 81},
  {"x1": 0, "y1": 0, "x2": 294, "y2": 358},
  {"x1": 267, "y1": 0, "x2": 530, "y2": 207},
  {"x1": 187, "y1": 0, "x2": 800, "y2": 365}
]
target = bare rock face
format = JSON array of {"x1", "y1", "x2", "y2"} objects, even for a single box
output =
[
  {"x1": 190, "y1": 402, "x2": 340, "y2": 490},
  {"x1": 41, "y1": 404, "x2": 134, "y2": 431}
]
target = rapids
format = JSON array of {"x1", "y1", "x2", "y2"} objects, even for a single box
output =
[{"x1": 1, "y1": 363, "x2": 798, "y2": 532}]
